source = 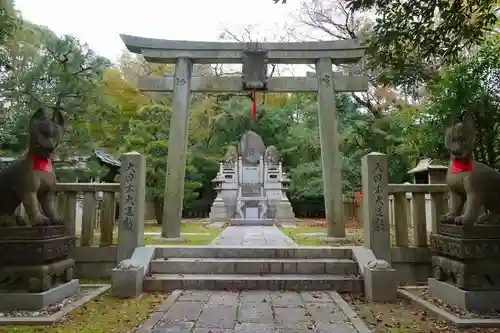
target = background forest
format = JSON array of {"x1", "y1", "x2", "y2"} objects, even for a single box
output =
[{"x1": 1, "y1": 0, "x2": 499, "y2": 216}]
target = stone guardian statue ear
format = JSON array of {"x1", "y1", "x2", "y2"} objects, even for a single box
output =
[
  {"x1": 462, "y1": 112, "x2": 476, "y2": 148},
  {"x1": 463, "y1": 112, "x2": 475, "y2": 133},
  {"x1": 52, "y1": 109, "x2": 64, "y2": 128},
  {"x1": 30, "y1": 108, "x2": 46, "y2": 124}
]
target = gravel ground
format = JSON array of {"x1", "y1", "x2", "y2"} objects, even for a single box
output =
[
  {"x1": 407, "y1": 287, "x2": 500, "y2": 320},
  {"x1": 0, "y1": 286, "x2": 96, "y2": 318}
]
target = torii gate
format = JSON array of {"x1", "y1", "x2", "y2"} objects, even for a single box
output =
[{"x1": 120, "y1": 34, "x2": 368, "y2": 240}]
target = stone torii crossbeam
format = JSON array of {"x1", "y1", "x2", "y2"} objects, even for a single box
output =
[{"x1": 120, "y1": 34, "x2": 368, "y2": 240}]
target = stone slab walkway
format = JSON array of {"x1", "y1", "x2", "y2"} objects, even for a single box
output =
[
  {"x1": 210, "y1": 226, "x2": 297, "y2": 247},
  {"x1": 137, "y1": 290, "x2": 371, "y2": 333}
]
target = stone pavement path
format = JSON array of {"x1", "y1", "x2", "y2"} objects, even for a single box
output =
[
  {"x1": 137, "y1": 290, "x2": 371, "y2": 333},
  {"x1": 210, "y1": 226, "x2": 298, "y2": 247}
]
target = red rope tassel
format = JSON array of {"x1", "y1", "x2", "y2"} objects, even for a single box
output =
[{"x1": 251, "y1": 91, "x2": 257, "y2": 119}]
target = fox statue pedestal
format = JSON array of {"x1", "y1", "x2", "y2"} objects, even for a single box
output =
[
  {"x1": 0, "y1": 225, "x2": 79, "y2": 311},
  {"x1": 429, "y1": 223, "x2": 500, "y2": 312}
]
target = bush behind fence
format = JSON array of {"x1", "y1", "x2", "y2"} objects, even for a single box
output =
[{"x1": 180, "y1": 198, "x2": 360, "y2": 220}]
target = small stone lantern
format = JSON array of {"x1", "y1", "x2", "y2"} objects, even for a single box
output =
[
  {"x1": 209, "y1": 164, "x2": 229, "y2": 222},
  {"x1": 407, "y1": 158, "x2": 448, "y2": 234},
  {"x1": 407, "y1": 158, "x2": 448, "y2": 184}
]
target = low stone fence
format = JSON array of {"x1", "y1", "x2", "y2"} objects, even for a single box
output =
[
  {"x1": 53, "y1": 152, "x2": 147, "y2": 279},
  {"x1": 55, "y1": 183, "x2": 120, "y2": 278},
  {"x1": 361, "y1": 152, "x2": 449, "y2": 284}
]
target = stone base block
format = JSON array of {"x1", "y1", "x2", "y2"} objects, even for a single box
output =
[
  {"x1": 0, "y1": 235, "x2": 75, "y2": 266},
  {"x1": 439, "y1": 223, "x2": 500, "y2": 239},
  {"x1": 430, "y1": 233, "x2": 500, "y2": 260},
  {"x1": 432, "y1": 255, "x2": 500, "y2": 290},
  {"x1": 428, "y1": 278, "x2": 500, "y2": 313},
  {"x1": 0, "y1": 258, "x2": 76, "y2": 293},
  {"x1": 111, "y1": 265, "x2": 144, "y2": 298},
  {"x1": 230, "y1": 218, "x2": 274, "y2": 226},
  {"x1": 364, "y1": 266, "x2": 397, "y2": 302},
  {"x1": 209, "y1": 205, "x2": 228, "y2": 222},
  {"x1": 0, "y1": 279, "x2": 79, "y2": 311},
  {"x1": 0, "y1": 225, "x2": 66, "y2": 240}
]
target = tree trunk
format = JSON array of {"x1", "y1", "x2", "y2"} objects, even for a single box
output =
[{"x1": 154, "y1": 198, "x2": 164, "y2": 225}]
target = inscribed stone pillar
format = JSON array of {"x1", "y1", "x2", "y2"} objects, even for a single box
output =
[
  {"x1": 361, "y1": 152, "x2": 390, "y2": 262},
  {"x1": 162, "y1": 57, "x2": 192, "y2": 238},
  {"x1": 315, "y1": 57, "x2": 345, "y2": 238},
  {"x1": 117, "y1": 152, "x2": 146, "y2": 263}
]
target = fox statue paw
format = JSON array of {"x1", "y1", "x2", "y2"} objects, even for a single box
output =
[
  {"x1": 441, "y1": 214, "x2": 457, "y2": 224},
  {"x1": 454, "y1": 215, "x2": 474, "y2": 227},
  {"x1": 32, "y1": 214, "x2": 51, "y2": 226}
]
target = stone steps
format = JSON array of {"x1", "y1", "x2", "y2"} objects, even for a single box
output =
[
  {"x1": 153, "y1": 246, "x2": 353, "y2": 259},
  {"x1": 143, "y1": 273, "x2": 364, "y2": 292},
  {"x1": 145, "y1": 246, "x2": 363, "y2": 293},
  {"x1": 150, "y1": 258, "x2": 358, "y2": 275}
]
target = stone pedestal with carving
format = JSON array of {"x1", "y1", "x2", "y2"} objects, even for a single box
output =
[
  {"x1": 274, "y1": 196, "x2": 296, "y2": 224},
  {"x1": 429, "y1": 223, "x2": 500, "y2": 312},
  {"x1": 0, "y1": 225, "x2": 79, "y2": 311},
  {"x1": 209, "y1": 193, "x2": 228, "y2": 222}
]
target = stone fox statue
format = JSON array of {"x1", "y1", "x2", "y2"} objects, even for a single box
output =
[
  {"x1": 443, "y1": 113, "x2": 500, "y2": 226},
  {"x1": 0, "y1": 108, "x2": 64, "y2": 226}
]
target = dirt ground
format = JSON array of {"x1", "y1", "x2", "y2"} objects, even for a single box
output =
[{"x1": 344, "y1": 294, "x2": 500, "y2": 333}]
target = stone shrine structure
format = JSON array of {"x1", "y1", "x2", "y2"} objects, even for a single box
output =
[{"x1": 209, "y1": 131, "x2": 295, "y2": 225}]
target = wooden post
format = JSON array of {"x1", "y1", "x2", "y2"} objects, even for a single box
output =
[
  {"x1": 117, "y1": 152, "x2": 146, "y2": 263},
  {"x1": 162, "y1": 57, "x2": 192, "y2": 239},
  {"x1": 100, "y1": 192, "x2": 116, "y2": 247},
  {"x1": 412, "y1": 193, "x2": 428, "y2": 247},
  {"x1": 80, "y1": 192, "x2": 97, "y2": 246},
  {"x1": 393, "y1": 192, "x2": 409, "y2": 247},
  {"x1": 316, "y1": 57, "x2": 345, "y2": 238},
  {"x1": 361, "y1": 152, "x2": 390, "y2": 262}
]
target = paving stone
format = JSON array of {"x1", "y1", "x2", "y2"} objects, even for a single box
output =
[
  {"x1": 274, "y1": 323, "x2": 316, "y2": 333},
  {"x1": 152, "y1": 321, "x2": 194, "y2": 333},
  {"x1": 195, "y1": 305, "x2": 237, "y2": 329},
  {"x1": 315, "y1": 321, "x2": 358, "y2": 333},
  {"x1": 192, "y1": 329, "x2": 233, "y2": 333},
  {"x1": 300, "y1": 291, "x2": 334, "y2": 303},
  {"x1": 177, "y1": 290, "x2": 212, "y2": 302},
  {"x1": 273, "y1": 307, "x2": 312, "y2": 325},
  {"x1": 234, "y1": 323, "x2": 274, "y2": 333},
  {"x1": 238, "y1": 302, "x2": 274, "y2": 323},
  {"x1": 207, "y1": 291, "x2": 239, "y2": 306},
  {"x1": 306, "y1": 303, "x2": 347, "y2": 323},
  {"x1": 270, "y1": 291, "x2": 304, "y2": 308},
  {"x1": 211, "y1": 226, "x2": 297, "y2": 247},
  {"x1": 160, "y1": 302, "x2": 204, "y2": 323},
  {"x1": 239, "y1": 291, "x2": 271, "y2": 303}
]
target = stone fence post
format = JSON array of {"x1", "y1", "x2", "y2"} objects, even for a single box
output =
[
  {"x1": 361, "y1": 152, "x2": 390, "y2": 262},
  {"x1": 117, "y1": 152, "x2": 146, "y2": 263}
]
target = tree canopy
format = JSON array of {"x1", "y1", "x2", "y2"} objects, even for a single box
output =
[{"x1": 1, "y1": 0, "x2": 499, "y2": 217}]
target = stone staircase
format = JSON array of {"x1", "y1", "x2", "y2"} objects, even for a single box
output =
[{"x1": 143, "y1": 246, "x2": 364, "y2": 292}]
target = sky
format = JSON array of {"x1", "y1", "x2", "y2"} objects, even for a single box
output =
[{"x1": 14, "y1": 0, "x2": 303, "y2": 63}]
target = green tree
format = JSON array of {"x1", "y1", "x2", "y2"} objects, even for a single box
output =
[
  {"x1": 404, "y1": 37, "x2": 500, "y2": 168},
  {"x1": 0, "y1": 0, "x2": 20, "y2": 68},
  {"x1": 1, "y1": 22, "x2": 111, "y2": 158},
  {"x1": 123, "y1": 104, "x2": 203, "y2": 223},
  {"x1": 347, "y1": 0, "x2": 499, "y2": 85}
]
